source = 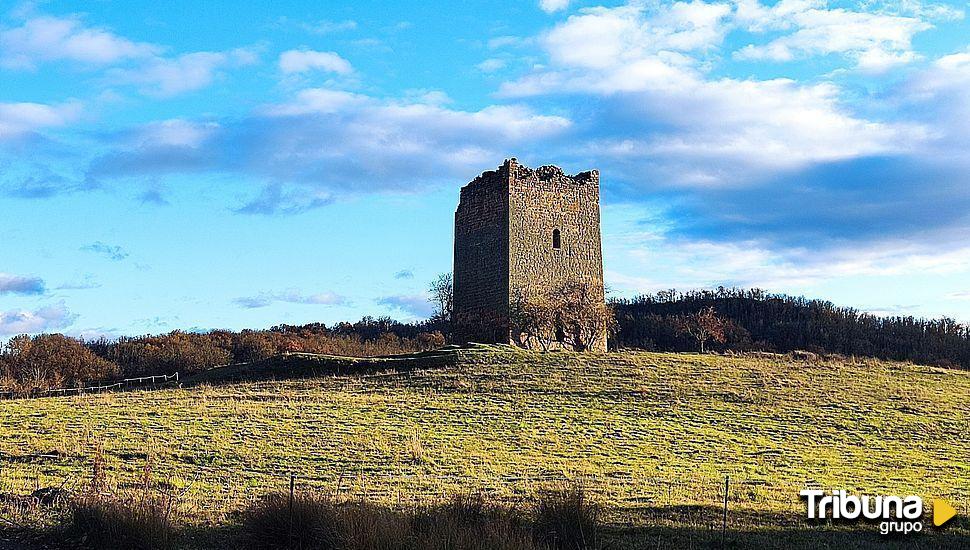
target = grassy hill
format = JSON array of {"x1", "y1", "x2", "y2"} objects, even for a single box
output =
[{"x1": 0, "y1": 346, "x2": 967, "y2": 548}]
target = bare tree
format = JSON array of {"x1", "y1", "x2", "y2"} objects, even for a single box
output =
[
  {"x1": 509, "y1": 281, "x2": 614, "y2": 352},
  {"x1": 548, "y1": 281, "x2": 615, "y2": 352},
  {"x1": 428, "y1": 273, "x2": 453, "y2": 322},
  {"x1": 674, "y1": 306, "x2": 727, "y2": 353},
  {"x1": 509, "y1": 290, "x2": 555, "y2": 351}
]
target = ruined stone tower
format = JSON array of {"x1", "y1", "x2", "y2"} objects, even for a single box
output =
[{"x1": 453, "y1": 158, "x2": 606, "y2": 351}]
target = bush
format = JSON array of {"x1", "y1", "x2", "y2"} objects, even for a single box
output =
[
  {"x1": 67, "y1": 492, "x2": 178, "y2": 550},
  {"x1": 533, "y1": 487, "x2": 601, "y2": 550},
  {"x1": 412, "y1": 494, "x2": 538, "y2": 550},
  {"x1": 80, "y1": 317, "x2": 449, "y2": 383},
  {"x1": 100, "y1": 331, "x2": 232, "y2": 377},
  {"x1": 336, "y1": 502, "x2": 411, "y2": 550},
  {"x1": 416, "y1": 331, "x2": 447, "y2": 351},
  {"x1": 239, "y1": 492, "x2": 342, "y2": 550},
  {"x1": 1, "y1": 315, "x2": 452, "y2": 390},
  {"x1": 233, "y1": 331, "x2": 277, "y2": 363},
  {"x1": 237, "y1": 492, "x2": 546, "y2": 550},
  {"x1": 0, "y1": 333, "x2": 119, "y2": 393},
  {"x1": 33, "y1": 486, "x2": 605, "y2": 549}
]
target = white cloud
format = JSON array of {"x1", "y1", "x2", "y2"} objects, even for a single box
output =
[
  {"x1": 301, "y1": 19, "x2": 358, "y2": 34},
  {"x1": 499, "y1": 2, "x2": 927, "y2": 184},
  {"x1": 133, "y1": 119, "x2": 220, "y2": 148},
  {"x1": 906, "y1": 48, "x2": 970, "y2": 97},
  {"x1": 405, "y1": 89, "x2": 452, "y2": 105},
  {"x1": 543, "y1": 2, "x2": 731, "y2": 70},
  {"x1": 1, "y1": 13, "x2": 258, "y2": 96},
  {"x1": 234, "y1": 183, "x2": 333, "y2": 215},
  {"x1": 477, "y1": 58, "x2": 507, "y2": 72},
  {"x1": 268, "y1": 89, "x2": 571, "y2": 142},
  {"x1": 0, "y1": 14, "x2": 159, "y2": 69},
  {"x1": 733, "y1": 1, "x2": 932, "y2": 70},
  {"x1": 106, "y1": 48, "x2": 258, "y2": 97},
  {"x1": 279, "y1": 49, "x2": 353, "y2": 75},
  {"x1": 596, "y1": 78, "x2": 924, "y2": 173},
  {"x1": 89, "y1": 86, "x2": 572, "y2": 211},
  {"x1": 539, "y1": 0, "x2": 571, "y2": 13},
  {"x1": 868, "y1": 0, "x2": 965, "y2": 22},
  {"x1": 601, "y1": 195, "x2": 970, "y2": 315},
  {"x1": 733, "y1": 0, "x2": 820, "y2": 31},
  {"x1": 0, "y1": 303, "x2": 75, "y2": 336},
  {"x1": 608, "y1": 227, "x2": 970, "y2": 294},
  {"x1": 234, "y1": 290, "x2": 348, "y2": 308},
  {"x1": 897, "y1": 48, "x2": 970, "y2": 154},
  {"x1": 377, "y1": 294, "x2": 434, "y2": 319},
  {"x1": 235, "y1": 91, "x2": 573, "y2": 204},
  {"x1": 266, "y1": 88, "x2": 371, "y2": 116},
  {"x1": 0, "y1": 100, "x2": 82, "y2": 140}
]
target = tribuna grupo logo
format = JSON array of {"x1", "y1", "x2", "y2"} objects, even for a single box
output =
[{"x1": 800, "y1": 489, "x2": 958, "y2": 535}]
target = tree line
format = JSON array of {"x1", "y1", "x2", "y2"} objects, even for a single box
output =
[
  {"x1": 611, "y1": 287, "x2": 970, "y2": 369},
  {"x1": 0, "y1": 318, "x2": 446, "y2": 394}
]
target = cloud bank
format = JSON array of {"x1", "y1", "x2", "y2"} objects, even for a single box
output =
[
  {"x1": 0, "y1": 273, "x2": 45, "y2": 295},
  {"x1": 0, "y1": 303, "x2": 75, "y2": 336}
]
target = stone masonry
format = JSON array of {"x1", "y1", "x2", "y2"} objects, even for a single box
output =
[{"x1": 453, "y1": 158, "x2": 606, "y2": 351}]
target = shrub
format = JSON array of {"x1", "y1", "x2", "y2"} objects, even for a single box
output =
[
  {"x1": 237, "y1": 492, "x2": 544, "y2": 550},
  {"x1": 0, "y1": 333, "x2": 119, "y2": 393},
  {"x1": 336, "y1": 502, "x2": 412, "y2": 550},
  {"x1": 412, "y1": 494, "x2": 539, "y2": 550},
  {"x1": 533, "y1": 487, "x2": 601, "y2": 550},
  {"x1": 416, "y1": 331, "x2": 447, "y2": 351},
  {"x1": 238, "y1": 492, "x2": 342, "y2": 550},
  {"x1": 101, "y1": 331, "x2": 232, "y2": 376},
  {"x1": 233, "y1": 330, "x2": 277, "y2": 363},
  {"x1": 37, "y1": 487, "x2": 608, "y2": 549},
  {"x1": 67, "y1": 492, "x2": 178, "y2": 550},
  {"x1": 80, "y1": 317, "x2": 448, "y2": 382}
]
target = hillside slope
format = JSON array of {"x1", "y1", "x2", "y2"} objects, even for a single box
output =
[{"x1": 0, "y1": 346, "x2": 967, "y2": 547}]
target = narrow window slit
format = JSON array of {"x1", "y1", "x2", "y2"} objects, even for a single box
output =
[{"x1": 552, "y1": 228, "x2": 561, "y2": 249}]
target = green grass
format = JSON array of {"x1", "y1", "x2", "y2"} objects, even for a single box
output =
[{"x1": 0, "y1": 345, "x2": 967, "y2": 547}]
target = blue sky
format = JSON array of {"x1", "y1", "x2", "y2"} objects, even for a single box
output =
[{"x1": 1, "y1": 0, "x2": 969, "y2": 338}]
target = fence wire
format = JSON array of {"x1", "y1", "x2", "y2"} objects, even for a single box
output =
[{"x1": 0, "y1": 372, "x2": 179, "y2": 400}]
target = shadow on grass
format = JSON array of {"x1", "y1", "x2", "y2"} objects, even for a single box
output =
[
  {"x1": 609, "y1": 505, "x2": 970, "y2": 550},
  {"x1": 4, "y1": 485, "x2": 598, "y2": 550},
  {"x1": 4, "y1": 494, "x2": 968, "y2": 550},
  {"x1": 177, "y1": 344, "x2": 522, "y2": 388}
]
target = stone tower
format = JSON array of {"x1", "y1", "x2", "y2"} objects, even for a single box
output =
[{"x1": 453, "y1": 158, "x2": 606, "y2": 351}]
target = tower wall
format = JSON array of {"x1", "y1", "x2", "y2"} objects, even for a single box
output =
[
  {"x1": 508, "y1": 162, "x2": 606, "y2": 351},
  {"x1": 452, "y1": 163, "x2": 510, "y2": 343}
]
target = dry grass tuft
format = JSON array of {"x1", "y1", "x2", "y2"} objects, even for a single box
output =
[
  {"x1": 66, "y1": 491, "x2": 178, "y2": 550},
  {"x1": 534, "y1": 486, "x2": 601, "y2": 550},
  {"x1": 236, "y1": 492, "x2": 549, "y2": 550},
  {"x1": 410, "y1": 493, "x2": 540, "y2": 550},
  {"x1": 239, "y1": 492, "x2": 342, "y2": 549}
]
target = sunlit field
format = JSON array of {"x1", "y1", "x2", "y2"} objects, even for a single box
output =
[{"x1": 1, "y1": 346, "x2": 967, "y2": 548}]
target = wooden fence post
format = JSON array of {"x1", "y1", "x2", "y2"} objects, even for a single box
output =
[
  {"x1": 722, "y1": 475, "x2": 729, "y2": 547},
  {"x1": 288, "y1": 472, "x2": 295, "y2": 544}
]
